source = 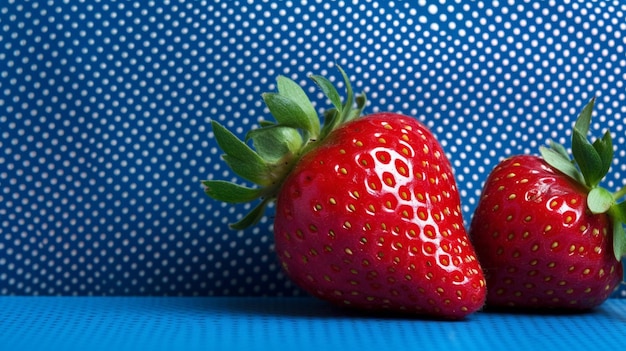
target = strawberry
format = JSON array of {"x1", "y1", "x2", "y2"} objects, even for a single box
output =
[
  {"x1": 203, "y1": 66, "x2": 486, "y2": 319},
  {"x1": 469, "y1": 98, "x2": 625, "y2": 310}
]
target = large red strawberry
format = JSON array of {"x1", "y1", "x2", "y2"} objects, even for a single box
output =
[
  {"x1": 470, "y1": 98, "x2": 625, "y2": 310},
  {"x1": 204, "y1": 66, "x2": 486, "y2": 319}
]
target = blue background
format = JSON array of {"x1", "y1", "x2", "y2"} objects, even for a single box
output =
[{"x1": 1, "y1": 0, "x2": 626, "y2": 297}]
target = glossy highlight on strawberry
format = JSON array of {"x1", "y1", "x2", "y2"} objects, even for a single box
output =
[{"x1": 203, "y1": 66, "x2": 486, "y2": 319}]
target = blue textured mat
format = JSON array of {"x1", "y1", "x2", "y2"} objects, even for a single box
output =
[{"x1": 1, "y1": 297, "x2": 625, "y2": 351}]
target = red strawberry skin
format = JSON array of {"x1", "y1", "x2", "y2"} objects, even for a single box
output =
[
  {"x1": 273, "y1": 113, "x2": 486, "y2": 319},
  {"x1": 470, "y1": 155, "x2": 623, "y2": 310}
]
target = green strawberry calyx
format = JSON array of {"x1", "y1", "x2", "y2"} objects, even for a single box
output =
[
  {"x1": 203, "y1": 65, "x2": 366, "y2": 230},
  {"x1": 539, "y1": 97, "x2": 626, "y2": 260}
]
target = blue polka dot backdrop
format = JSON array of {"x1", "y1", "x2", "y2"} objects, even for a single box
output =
[{"x1": 1, "y1": 1, "x2": 626, "y2": 297}]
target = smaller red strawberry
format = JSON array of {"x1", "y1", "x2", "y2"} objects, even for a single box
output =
[
  {"x1": 470, "y1": 98, "x2": 625, "y2": 310},
  {"x1": 203, "y1": 66, "x2": 486, "y2": 319}
]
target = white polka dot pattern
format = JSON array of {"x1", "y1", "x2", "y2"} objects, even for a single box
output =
[{"x1": 1, "y1": 1, "x2": 625, "y2": 297}]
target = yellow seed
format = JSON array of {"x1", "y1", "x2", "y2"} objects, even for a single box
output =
[
  {"x1": 339, "y1": 167, "x2": 348, "y2": 175},
  {"x1": 355, "y1": 140, "x2": 363, "y2": 147},
  {"x1": 329, "y1": 198, "x2": 337, "y2": 205},
  {"x1": 345, "y1": 248, "x2": 353, "y2": 255}
]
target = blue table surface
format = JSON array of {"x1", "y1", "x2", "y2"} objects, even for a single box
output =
[{"x1": 1, "y1": 296, "x2": 625, "y2": 351}]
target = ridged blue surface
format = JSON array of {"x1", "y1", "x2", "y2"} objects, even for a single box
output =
[{"x1": 1, "y1": 297, "x2": 626, "y2": 351}]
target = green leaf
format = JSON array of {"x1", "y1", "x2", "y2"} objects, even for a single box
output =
[
  {"x1": 610, "y1": 201, "x2": 626, "y2": 223},
  {"x1": 539, "y1": 146, "x2": 584, "y2": 184},
  {"x1": 262, "y1": 93, "x2": 317, "y2": 137},
  {"x1": 310, "y1": 74, "x2": 343, "y2": 112},
  {"x1": 259, "y1": 120, "x2": 275, "y2": 128},
  {"x1": 574, "y1": 97, "x2": 595, "y2": 137},
  {"x1": 587, "y1": 187, "x2": 615, "y2": 214},
  {"x1": 211, "y1": 121, "x2": 270, "y2": 186},
  {"x1": 592, "y1": 130, "x2": 613, "y2": 179},
  {"x1": 202, "y1": 180, "x2": 263, "y2": 203},
  {"x1": 277, "y1": 76, "x2": 320, "y2": 136},
  {"x1": 612, "y1": 219, "x2": 626, "y2": 260},
  {"x1": 571, "y1": 128, "x2": 603, "y2": 187},
  {"x1": 230, "y1": 199, "x2": 269, "y2": 230},
  {"x1": 319, "y1": 108, "x2": 339, "y2": 140},
  {"x1": 247, "y1": 125, "x2": 302, "y2": 163},
  {"x1": 336, "y1": 64, "x2": 355, "y2": 125},
  {"x1": 348, "y1": 92, "x2": 367, "y2": 122},
  {"x1": 549, "y1": 140, "x2": 570, "y2": 160}
]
